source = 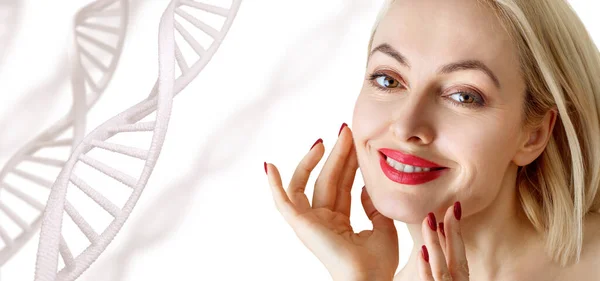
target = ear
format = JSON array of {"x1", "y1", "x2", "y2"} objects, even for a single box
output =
[{"x1": 512, "y1": 108, "x2": 558, "y2": 166}]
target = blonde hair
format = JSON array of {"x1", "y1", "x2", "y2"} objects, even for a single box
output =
[{"x1": 367, "y1": 0, "x2": 600, "y2": 266}]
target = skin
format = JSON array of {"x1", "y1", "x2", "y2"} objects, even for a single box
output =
[{"x1": 267, "y1": 0, "x2": 600, "y2": 280}]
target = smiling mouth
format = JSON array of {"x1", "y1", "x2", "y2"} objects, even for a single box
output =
[
  {"x1": 379, "y1": 152, "x2": 446, "y2": 173},
  {"x1": 378, "y1": 153, "x2": 448, "y2": 185}
]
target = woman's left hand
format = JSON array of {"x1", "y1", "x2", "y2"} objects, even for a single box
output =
[{"x1": 419, "y1": 202, "x2": 471, "y2": 281}]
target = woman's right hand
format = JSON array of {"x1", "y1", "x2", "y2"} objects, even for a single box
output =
[{"x1": 264, "y1": 124, "x2": 399, "y2": 281}]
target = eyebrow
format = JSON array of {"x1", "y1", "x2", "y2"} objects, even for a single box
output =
[{"x1": 369, "y1": 43, "x2": 501, "y2": 89}]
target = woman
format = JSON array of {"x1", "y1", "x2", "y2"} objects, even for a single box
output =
[{"x1": 265, "y1": 0, "x2": 600, "y2": 280}]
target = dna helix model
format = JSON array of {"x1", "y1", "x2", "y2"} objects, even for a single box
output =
[
  {"x1": 33, "y1": 0, "x2": 242, "y2": 280},
  {"x1": 0, "y1": 0, "x2": 129, "y2": 269}
]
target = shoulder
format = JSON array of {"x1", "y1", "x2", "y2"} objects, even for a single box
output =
[{"x1": 569, "y1": 212, "x2": 600, "y2": 280}]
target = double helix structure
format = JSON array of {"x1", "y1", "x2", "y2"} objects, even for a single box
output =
[
  {"x1": 0, "y1": 0, "x2": 129, "y2": 268},
  {"x1": 32, "y1": 0, "x2": 242, "y2": 280}
]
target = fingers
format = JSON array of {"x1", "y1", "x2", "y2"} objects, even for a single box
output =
[
  {"x1": 421, "y1": 212, "x2": 452, "y2": 281},
  {"x1": 287, "y1": 138, "x2": 326, "y2": 211},
  {"x1": 265, "y1": 163, "x2": 300, "y2": 223},
  {"x1": 444, "y1": 201, "x2": 469, "y2": 280},
  {"x1": 419, "y1": 202, "x2": 470, "y2": 281},
  {"x1": 333, "y1": 127, "x2": 359, "y2": 217},
  {"x1": 360, "y1": 186, "x2": 397, "y2": 236},
  {"x1": 312, "y1": 123, "x2": 353, "y2": 210},
  {"x1": 418, "y1": 245, "x2": 434, "y2": 281},
  {"x1": 438, "y1": 222, "x2": 447, "y2": 258}
]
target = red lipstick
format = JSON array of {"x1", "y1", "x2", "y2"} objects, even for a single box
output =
[
  {"x1": 379, "y1": 148, "x2": 444, "y2": 168},
  {"x1": 378, "y1": 148, "x2": 447, "y2": 185}
]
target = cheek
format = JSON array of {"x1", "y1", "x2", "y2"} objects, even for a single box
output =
[
  {"x1": 351, "y1": 92, "x2": 393, "y2": 140},
  {"x1": 441, "y1": 113, "x2": 522, "y2": 192},
  {"x1": 352, "y1": 93, "x2": 393, "y2": 175}
]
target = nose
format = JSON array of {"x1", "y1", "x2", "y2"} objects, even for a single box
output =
[{"x1": 389, "y1": 90, "x2": 435, "y2": 145}]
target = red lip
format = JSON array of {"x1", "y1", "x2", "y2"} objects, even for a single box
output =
[
  {"x1": 378, "y1": 148, "x2": 444, "y2": 168},
  {"x1": 379, "y1": 154, "x2": 447, "y2": 185}
]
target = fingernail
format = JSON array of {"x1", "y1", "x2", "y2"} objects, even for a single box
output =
[
  {"x1": 427, "y1": 212, "x2": 437, "y2": 231},
  {"x1": 264, "y1": 162, "x2": 268, "y2": 175},
  {"x1": 454, "y1": 201, "x2": 462, "y2": 220},
  {"x1": 310, "y1": 138, "x2": 323, "y2": 150},
  {"x1": 439, "y1": 222, "x2": 445, "y2": 237},
  {"x1": 421, "y1": 245, "x2": 429, "y2": 263},
  {"x1": 338, "y1": 123, "x2": 348, "y2": 136}
]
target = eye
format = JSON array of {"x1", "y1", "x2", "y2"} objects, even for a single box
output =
[
  {"x1": 446, "y1": 91, "x2": 485, "y2": 108},
  {"x1": 375, "y1": 75, "x2": 399, "y2": 88},
  {"x1": 367, "y1": 72, "x2": 402, "y2": 92}
]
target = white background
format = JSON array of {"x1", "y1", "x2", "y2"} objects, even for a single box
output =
[{"x1": 0, "y1": 0, "x2": 598, "y2": 280}]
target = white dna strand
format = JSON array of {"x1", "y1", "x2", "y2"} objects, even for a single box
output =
[
  {"x1": 33, "y1": 0, "x2": 242, "y2": 280},
  {"x1": 0, "y1": 0, "x2": 129, "y2": 268}
]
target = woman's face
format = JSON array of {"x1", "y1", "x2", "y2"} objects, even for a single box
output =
[{"x1": 352, "y1": 0, "x2": 528, "y2": 223}]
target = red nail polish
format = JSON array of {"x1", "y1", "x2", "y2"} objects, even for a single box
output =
[
  {"x1": 264, "y1": 162, "x2": 268, "y2": 174},
  {"x1": 427, "y1": 212, "x2": 437, "y2": 231},
  {"x1": 439, "y1": 222, "x2": 445, "y2": 237},
  {"x1": 454, "y1": 201, "x2": 462, "y2": 220},
  {"x1": 421, "y1": 245, "x2": 429, "y2": 263},
  {"x1": 338, "y1": 123, "x2": 348, "y2": 136},
  {"x1": 310, "y1": 138, "x2": 323, "y2": 150}
]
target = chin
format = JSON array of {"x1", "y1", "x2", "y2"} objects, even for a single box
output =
[{"x1": 368, "y1": 187, "x2": 435, "y2": 224}]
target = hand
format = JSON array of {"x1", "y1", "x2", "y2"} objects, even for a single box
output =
[
  {"x1": 265, "y1": 124, "x2": 399, "y2": 281},
  {"x1": 419, "y1": 202, "x2": 470, "y2": 281}
]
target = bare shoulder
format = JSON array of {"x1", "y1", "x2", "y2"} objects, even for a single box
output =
[{"x1": 569, "y1": 212, "x2": 600, "y2": 280}]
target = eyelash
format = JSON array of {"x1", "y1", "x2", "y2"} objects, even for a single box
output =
[{"x1": 367, "y1": 72, "x2": 486, "y2": 108}]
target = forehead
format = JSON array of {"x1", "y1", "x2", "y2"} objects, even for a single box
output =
[{"x1": 372, "y1": 0, "x2": 521, "y2": 82}]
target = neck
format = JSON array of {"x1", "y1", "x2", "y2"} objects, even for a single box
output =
[{"x1": 395, "y1": 164, "x2": 546, "y2": 280}]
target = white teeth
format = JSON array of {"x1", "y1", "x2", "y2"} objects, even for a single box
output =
[
  {"x1": 390, "y1": 161, "x2": 404, "y2": 171},
  {"x1": 385, "y1": 156, "x2": 434, "y2": 173}
]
